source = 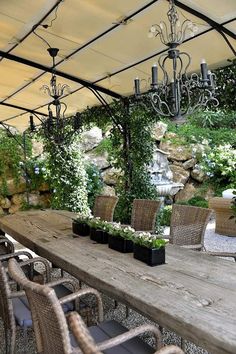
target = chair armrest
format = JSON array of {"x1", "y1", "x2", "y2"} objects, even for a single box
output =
[
  {"x1": 9, "y1": 290, "x2": 25, "y2": 299},
  {"x1": 46, "y1": 278, "x2": 79, "y2": 292},
  {"x1": 69, "y1": 312, "x2": 162, "y2": 352},
  {"x1": 0, "y1": 250, "x2": 33, "y2": 261},
  {"x1": 204, "y1": 252, "x2": 236, "y2": 261},
  {"x1": 154, "y1": 346, "x2": 184, "y2": 354},
  {"x1": 19, "y1": 257, "x2": 51, "y2": 282},
  {"x1": 97, "y1": 324, "x2": 162, "y2": 352},
  {"x1": 62, "y1": 288, "x2": 103, "y2": 322},
  {"x1": 0, "y1": 238, "x2": 15, "y2": 253}
]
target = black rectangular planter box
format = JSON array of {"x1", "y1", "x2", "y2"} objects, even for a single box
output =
[
  {"x1": 72, "y1": 221, "x2": 90, "y2": 237},
  {"x1": 108, "y1": 234, "x2": 133, "y2": 253},
  {"x1": 90, "y1": 228, "x2": 108, "y2": 244},
  {"x1": 133, "y1": 244, "x2": 165, "y2": 266}
]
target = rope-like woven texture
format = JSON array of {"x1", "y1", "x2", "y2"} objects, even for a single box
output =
[
  {"x1": 68, "y1": 311, "x2": 102, "y2": 354},
  {"x1": 209, "y1": 197, "x2": 236, "y2": 236},
  {"x1": 8, "y1": 258, "x2": 72, "y2": 354},
  {"x1": 93, "y1": 195, "x2": 118, "y2": 222},
  {"x1": 170, "y1": 205, "x2": 212, "y2": 248},
  {"x1": 69, "y1": 312, "x2": 184, "y2": 354},
  {"x1": 0, "y1": 261, "x2": 14, "y2": 330},
  {"x1": 131, "y1": 199, "x2": 161, "y2": 232}
]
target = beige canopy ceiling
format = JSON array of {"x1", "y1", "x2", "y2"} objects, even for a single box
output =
[{"x1": 0, "y1": 0, "x2": 235, "y2": 131}]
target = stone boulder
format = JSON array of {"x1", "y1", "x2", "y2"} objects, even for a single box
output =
[
  {"x1": 170, "y1": 165, "x2": 190, "y2": 185},
  {"x1": 191, "y1": 166, "x2": 206, "y2": 183},
  {"x1": 84, "y1": 151, "x2": 110, "y2": 170},
  {"x1": 160, "y1": 141, "x2": 192, "y2": 161},
  {"x1": 81, "y1": 127, "x2": 103, "y2": 152},
  {"x1": 183, "y1": 158, "x2": 197, "y2": 170},
  {"x1": 8, "y1": 204, "x2": 21, "y2": 214},
  {"x1": 2, "y1": 177, "x2": 27, "y2": 196},
  {"x1": 38, "y1": 182, "x2": 50, "y2": 192},
  {"x1": 0, "y1": 206, "x2": 5, "y2": 215},
  {"x1": 101, "y1": 168, "x2": 122, "y2": 186},
  {"x1": 152, "y1": 122, "x2": 168, "y2": 141},
  {"x1": 28, "y1": 193, "x2": 41, "y2": 206},
  {"x1": 175, "y1": 182, "x2": 197, "y2": 202},
  {"x1": 11, "y1": 193, "x2": 25, "y2": 206},
  {"x1": 0, "y1": 197, "x2": 11, "y2": 209},
  {"x1": 101, "y1": 185, "x2": 116, "y2": 196}
]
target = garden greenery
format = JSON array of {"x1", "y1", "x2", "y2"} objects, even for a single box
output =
[{"x1": 43, "y1": 137, "x2": 90, "y2": 214}]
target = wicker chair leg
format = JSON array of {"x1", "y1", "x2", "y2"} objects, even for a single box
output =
[
  {"x1": 4, "y1": 327, "x2": 8, "y2": 354},
  {"x1": 180, "y1": 338, "x2": 186, "y2": 351},
  {"x1": 9, "y1": 328, "x2": 16, "y2": 354},
  {"x1": 23, "y1": 326, "x2": 28, "y2": 354}
]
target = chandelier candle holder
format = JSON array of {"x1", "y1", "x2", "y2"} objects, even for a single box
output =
[
  {"x1": 134, "y1": 0, "x2": 218, "y2": 120},
  {"x1": 29, "y1": 47, "x2": 82, "y2": 144}
]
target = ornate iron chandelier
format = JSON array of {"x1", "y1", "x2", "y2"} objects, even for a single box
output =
[
  {"x1": 134, "y1": 0, "x2": 219, "y2": 120},
  {"x1": 29, "y1": 47, "x2": 82, "y2": 144}
]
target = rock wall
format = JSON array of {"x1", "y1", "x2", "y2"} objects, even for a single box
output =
[
  {"x1": 0, "y1": 123, "x2": 212, "y2": 215},
  {"x1": 82, "y1": 123, "x2": 214, "y2": 201}
]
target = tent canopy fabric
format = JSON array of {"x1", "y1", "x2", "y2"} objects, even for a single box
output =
[{"x1": 0, "y1": 0, "x2": 235, "y2": 131}]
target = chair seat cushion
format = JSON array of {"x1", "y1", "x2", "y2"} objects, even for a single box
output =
[
  {"x1": 12, "y1": 297, "x2": 32, "y2": 328},
  {"x1": 20, "y1": 283, "x2": 87, "y2": 313},
  {"x1": 71, "y1": 320, "x2": 154, "y2": 354}
]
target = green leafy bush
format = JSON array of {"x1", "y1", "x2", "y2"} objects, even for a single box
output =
[
  {"x1": 188, "y1": 109, "x2": 236, "y2": 129},
  {"x1": 157, "y1": 205, "x2": 172, "y2": 226}
]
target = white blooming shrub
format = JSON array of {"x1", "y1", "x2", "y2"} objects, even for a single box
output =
[
  {"x1": 200, "y1": 144, "x2": 236, "y2": 188},
  {"x1": 46, "y1": 136, "x2": 91, "y2": 214}
]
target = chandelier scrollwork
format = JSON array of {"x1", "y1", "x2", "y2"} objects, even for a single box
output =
[
  {"x1": 29, "y1": 47, "x2": 82, "y2": 144},
  {"x1": 134, "y1": 0, "x2": 219, "y2": 120}
]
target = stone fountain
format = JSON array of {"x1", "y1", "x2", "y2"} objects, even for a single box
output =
[{"x1": 149, "y1": 148, "x2": 183, "y2": 196}]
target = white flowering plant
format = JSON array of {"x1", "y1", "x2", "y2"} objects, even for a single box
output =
[
  {"x1": 200, "y1": 144, "x2": 236, "y2": 188},
  {"x1": 132, "y1": 232, "x2": 166, "y2": 249},
  {"x1": 75, "y1": 211, "x2": 93, "y2": 224},
  {"x1": 107, "y1": 224, "x2": 136, "y2": 240}
]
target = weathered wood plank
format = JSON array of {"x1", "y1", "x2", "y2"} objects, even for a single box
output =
[{"x1": 0, "y1": 210, "x2": 236, "y2": 354}]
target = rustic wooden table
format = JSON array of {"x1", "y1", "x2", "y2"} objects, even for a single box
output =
[{"x1": 0, "y1": 209, "x2": 235, "y2": 354}]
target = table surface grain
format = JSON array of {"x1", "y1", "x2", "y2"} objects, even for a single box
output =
[{"x1": 0, "y1": 209, "x2": 236, "y2": 354}]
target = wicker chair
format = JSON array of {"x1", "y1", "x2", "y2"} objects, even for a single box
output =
[
  {"x1": 1, "y1": 256, "x2": 92, "y2": 354},
  {"x1": 0, "y1": 256, "x2": 51, "y2": 354},
  {"x1": 168, "y1": 204, "x2": 212, "y2": 251},
  {"x1": 68, "y1": 312, "x2": 184, "y2": 354},
  {"x1": 131, "y1": 199, "x2": 161, "y2": 232},
  {"x1": 8, "y1": 258, "x2": 167, "y2": 354},
  {"x1": 93, "y1": 195, "x2": 118, "y2": 222}
]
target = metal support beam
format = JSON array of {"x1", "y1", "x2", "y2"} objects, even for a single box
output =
[{"x1": 0, "y1": 50, "x2": 122, "y2": 99}]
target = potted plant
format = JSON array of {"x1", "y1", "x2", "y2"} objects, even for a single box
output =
[
  {"x1": 108, "y1": 224, "x2": 135, "y2": 253},
  {"x1": 132, "y1": 232, "x2": 166, "y2": 266},
  {"x1": 72, "y1": 213, "x2": 92, "y2": 237},
  {"x1": 88, "y1": 217, "x2": 110, "y2": 244}
]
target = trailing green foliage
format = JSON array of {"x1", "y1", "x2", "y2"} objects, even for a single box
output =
[
  {"x1": 214, "y1": 59, "x2": 236, "y2": 111},
  {"x1": 85, "y1": 163, "x2": 103, "y2": 209},
  {"x1": 0, "y1": 131, "x2": 32, "y2": 196},
  {"x1": 43, "y1": 137, "x2": 90, "y2": 214},
  {"x1": 81, "y1": 101, "x2": 158, "y2": 223}
]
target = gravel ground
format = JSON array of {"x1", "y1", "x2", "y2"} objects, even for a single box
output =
[{"x1": 1, "y1": 218, "x2": 235, "y2": 354}]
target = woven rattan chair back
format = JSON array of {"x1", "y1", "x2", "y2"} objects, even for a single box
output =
[
  {"x1": 170, "y1": 205, "x2": 212, "y2": 249},
  {"x1": 8, "y1": 258, "x2": 72, "y2": 354},
  {"x1": 93, "y1": 195, "x2": 118, "y2": 222},
  {"x1": 131, "y1": 199, "x2": 161, "y2": 232},
  {"x1": 0, "y1": 261, "x2": 14, "y2": 331}
]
